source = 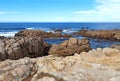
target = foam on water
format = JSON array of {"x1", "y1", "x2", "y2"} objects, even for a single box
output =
[
  {"x1": 26, "y1": 27, "x2": 35, "y2": 30},
  {"x1": 0, "y1": 31, "x2": 18, "y2": 37},
  {"x1": 63, "y1": 29, "x2": 76, "y2": 33}
]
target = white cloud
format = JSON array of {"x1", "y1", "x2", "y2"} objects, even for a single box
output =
[{"x1": 72, "y1": 0, "x2": 120, "y2": 22}]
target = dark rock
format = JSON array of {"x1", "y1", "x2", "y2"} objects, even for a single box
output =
[
  {"x1": 54, "y1": 29, "x2": 63, "y2": 33},
  {"x1": 15, "y1": 30, "x2": 72, "y2": 38},
  {"x1": 48, "y1": 37, "x2": 90, "y2": 56},
  {"x1": 0, "y1": 37, "x2": 50, "y2": 61},
  {"x1": 0, "y1": 36, "x2": 6, "y2": 39},
  {"x1": 74, "y1": 30, "x2": 120, "y2": 41},
  {"x1": 15, "y1": 30, "x2": 46, "y2": 37}
]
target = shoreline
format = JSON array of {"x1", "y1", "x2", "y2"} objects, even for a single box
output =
[
  {"x1": 0, "y1": 29, "x2": 120, "y2": 49},
  {"x1": 0, "y1": 29, "x2": 120, "y2": 81}
]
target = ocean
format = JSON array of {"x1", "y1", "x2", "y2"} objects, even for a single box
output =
[{"x1": 0, "y1": 22, "x2": 120, "y2": 48}]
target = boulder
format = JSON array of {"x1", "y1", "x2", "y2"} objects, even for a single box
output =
[
  {"x1": 0, "y1": 37, "x2": 50, "y2": 61},
  {"x1": 48, "y1": 37, "x2": 90, "y2": 56},
  {"x1": 15, "y1": 30, "x2": 71, "y2": 38}
]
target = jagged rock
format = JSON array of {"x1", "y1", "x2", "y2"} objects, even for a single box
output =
[
  {"x1": 74, "y1": 30, "x2": 120, "y2": 41},
  {"x1": 0, "y1": 48, "x2": 120, "y2": 81},
  {"x1": 15, "y1": 30, "x2": 71, "y2": 38},
  {"x1": 49, "y1": 37, "x2": 90, "y2": 56},
  {"x1": 0, "y1": 37, "x2": 50, "y2": 61}
]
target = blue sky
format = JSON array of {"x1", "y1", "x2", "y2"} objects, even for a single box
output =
[{"x1": 0, "y1": 0, "x2": 120, "y2": 22}]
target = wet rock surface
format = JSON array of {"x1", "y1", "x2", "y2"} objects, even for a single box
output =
[
  {"x1": 0, "y1": 48, "x2": 120, "y2": 81},
  {"x1": 0, "y1": 37, "x2": 50, "y2": 61},
  {"x1": 74, "y1": 30, "x2": 120, "y2": 41},
  {"x1": 15, "y1": 30, "x2": 72, "y2": 38},
  {"x1": 48, "y1": 37, "x2": 90, "y2": 56}
]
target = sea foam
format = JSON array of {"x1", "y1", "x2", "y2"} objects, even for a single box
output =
[{"x1": 0, "y1": 31, "x2": 17, "y2": 37}]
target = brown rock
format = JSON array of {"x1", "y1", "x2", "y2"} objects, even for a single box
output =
[
  {"x1": 15, "y1": 30, "x2": 71, "y2": 38},
  {"x1": 48, "y1": 37, "x2": 90, "y2": 56},
  {"x1": 74, "y1": 30, "x2": 120, "y2": 41},
  {"x1": 0, "y1": 37, "x2": 50, "y2": 61}
]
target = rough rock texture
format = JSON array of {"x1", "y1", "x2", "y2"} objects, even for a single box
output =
[
  {"x1": 15, "y1": 30, "x2": 71, "y2": 38},
  {"x1": 111, "y1": 44, "x2": 120, "y2": 50},
  {"x1": 0, "y1": 37, "x2": 49, "y2": 61},
  {"x1": 0, "y1": 57, "x2": 37, "y2": 81},
  {"x1": 0, "y1": 48, "x2": 120, "y2": 81},
  {"x1": 74, "y1": 30, "x2": 120, "y2": 41},
  {"x1": 48, "y1": 37, "x2": 90, "y2": 56}
]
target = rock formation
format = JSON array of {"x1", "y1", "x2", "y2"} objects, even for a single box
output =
[
  {"x1": 0, "y1": 37, "x2": 50, "y2": 61},
  {"x1": 49, "y1": 37, "x2": 90, "y2": 56},
  {"x1": 74, "y1": 30, "x2": 120, "y2": 41},
  {"x1": 15, "y1": 30, "x2": 71, "y2": 38},
  {"x1": 0, "y1": 48, "x2": 120, "y2": 81}
]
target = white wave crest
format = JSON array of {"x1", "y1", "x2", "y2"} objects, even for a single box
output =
[
  {"x1": 63, "y1": 29, "x2": 75, "y2": 33},
  {"x1": 26, "y1": 27, "x2": 35, "y2": 30},
  {"x1": 0, "y1": 31, "x2": 17, "y2": 37}
]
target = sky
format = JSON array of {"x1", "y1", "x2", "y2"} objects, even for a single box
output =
[{"x1": 0, "y1": 0, "x2": 120, "y2": 22}]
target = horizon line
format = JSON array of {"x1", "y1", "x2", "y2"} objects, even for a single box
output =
[{"x1": 0, "y1": 21, "x2": 120, "y2": 23}]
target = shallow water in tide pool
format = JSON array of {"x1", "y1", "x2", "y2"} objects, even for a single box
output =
[{"x1": 44, "y1": 37, "x2": 120, "y2": 49}]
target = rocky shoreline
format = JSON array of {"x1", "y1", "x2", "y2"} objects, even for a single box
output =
[
  {"x1": 0, "y1": 29, "x2": 120, "y2": 81},
  {"x1": 74, "y1": 30, "x2": 120, "y2": 41}
]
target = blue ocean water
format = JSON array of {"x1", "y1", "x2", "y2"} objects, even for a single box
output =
[{"x1": 0, "y1": 22, "x2": 120, "y2": 48}]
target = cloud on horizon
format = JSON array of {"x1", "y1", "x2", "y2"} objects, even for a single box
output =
[
  {"x1": 57, "y1": 0, "x2": 120, "y2": 22},
  {"x1": 0, "y1": 11, "x2": 17, "y2": 15}
]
